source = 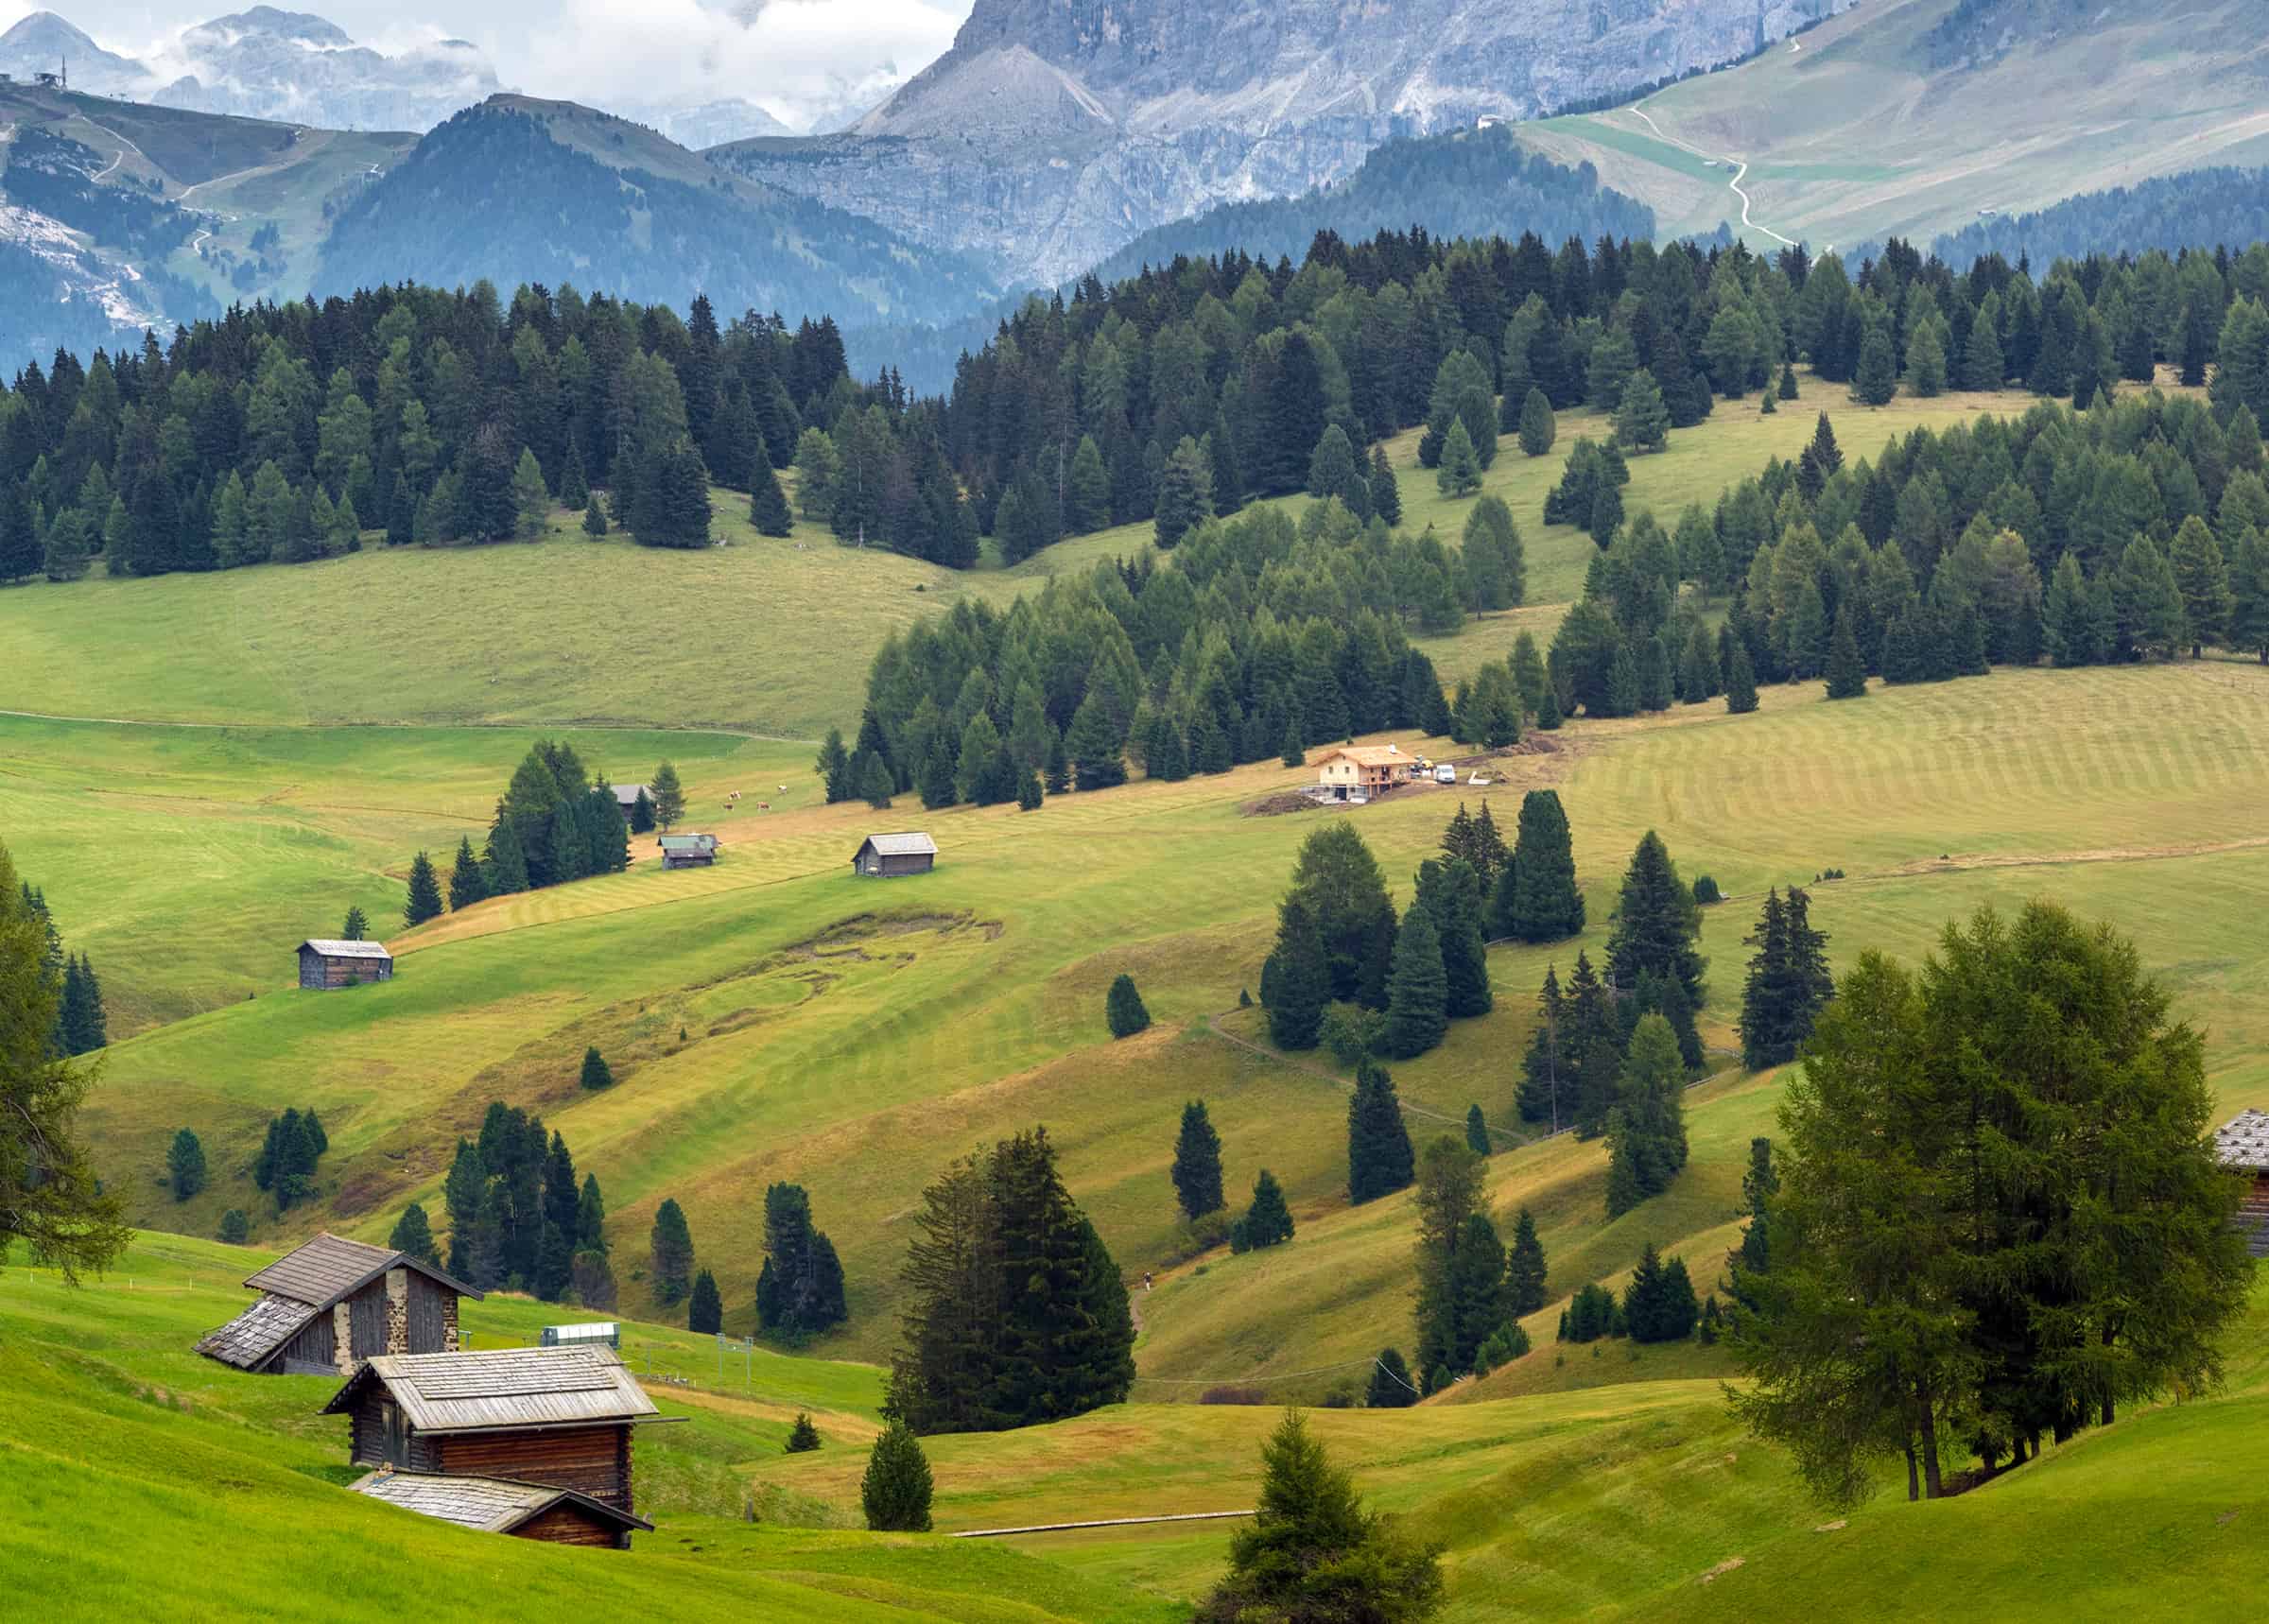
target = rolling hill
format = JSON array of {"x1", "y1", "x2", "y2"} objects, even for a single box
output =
[{"x1": 1519, "y1": 0, "x2": 2269, "y2": 252}]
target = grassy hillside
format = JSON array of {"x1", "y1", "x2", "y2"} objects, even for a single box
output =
[
  {"x1": 1521, "y1": 0, "x2": 2269, "y2": 251},
  {"x1": 62, "y1": 661, "x2": 2269, "y2": 1378},
  {"x1": 12, "y1": 1232, "x2": 2260, "y2": 1619}
]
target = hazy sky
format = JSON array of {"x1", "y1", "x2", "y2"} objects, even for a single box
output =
[{"x1": 1, "y1": 0, "x2": 975, "y2": 127}]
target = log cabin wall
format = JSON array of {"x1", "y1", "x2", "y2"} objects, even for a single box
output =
[
  {"x1": 513, "y1": 1503, "x2": 630, "y2": 1548},
  {"x1": 434, "y1": 1425, "x2": 632, "y2": 1509}
]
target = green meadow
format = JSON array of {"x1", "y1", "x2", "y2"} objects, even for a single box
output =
[{"x1": 5, "y1": 368, "x2": 2267, "y2": 1619}]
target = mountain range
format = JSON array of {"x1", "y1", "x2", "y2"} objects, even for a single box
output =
[{"x1": 716, "y1": 0, "x2": 1859, "y2": 285}]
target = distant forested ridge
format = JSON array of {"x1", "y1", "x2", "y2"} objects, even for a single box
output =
[
  {"x1": 0, "y1": 281, "x2": 869, "y2": 579},
  {"x1": 1088, "y1": 129, "x2": 1654, "y2": 288},
  {"x1": 1929, "y1": 170, "x2": 2269, "y2": 269}
]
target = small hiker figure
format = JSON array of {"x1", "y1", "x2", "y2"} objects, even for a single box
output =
[{"x1": 1143, "y1": 1271, "x2": 1153, "y2": 1292}]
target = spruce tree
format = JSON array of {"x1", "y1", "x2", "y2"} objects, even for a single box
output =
[
  {"x1": 689, "y1": 1268, "x2": 723, "y2": 1333},
  {"x1": 1346, "y1": 1060, "x2": 1416, "y2": 1203},
  {"x1": 859, "y1": 752, "x2": 896, "y2": 809},
  {"x1": 1381, "y1": 904, "x2": 1447, "y2": 1059},
  {"x1": 1436, "y1": 418, "x2": 1482, "y2": 496},
  {"x1": 1171, "y1": 1099, "x2": 1226, "y2": 1220},
  {"x1": 167, "y1": 1128, "x2": 206, "y2": 1201},
  {"x1": 219, "y1": 1209, "x2": 248, "y2": 1244},
  {"x1": 1723, "y1": 639, "x2": 1759, "y2": 713},
  {"x1": 1604, "y1": 1014, "x2": 1690, "y2": 1216},
  {"x1": 1464, "y1": 1104, "x2": 1492, "y2": 1157},
  {"x1": 1824, "y1": 603, "x2": 1867, "y2": 699},
  {"x1": 861, "y1": 1421, "x2": 935, "y2": 1531},
  {"x1": 650, "y1": 760, "x2": 685, "y2": 831},
  {"x1": 786, "y1": 1412, "x2": 822, "y2": 1452},
  {"x1": 1517, "y1": 966, "x2": 1568, "y2": 1128},
  {"x1": 340, "y1": 906, "x2": 369, "y2": 941},
  {"x1": 580, "y1": 1045, "x2": 615, "y2": 1091},
  {"x1": 1234, "y1": 1168, "x2": 1295, "y2": 1251},
  {"x1": 1614, "y1": 368, "x2": 1671, "y2": 453},
  {"x1": 389, "y1": 1201, "x2": 441, "y2": 1269},
  {"x1": 1267, "y1": 897, "x2": 1329, "y2": 1050},
  {"x1": 403, "y1": 850, "x2": 443, "y2": 925},
  {"x1": 750, "y1": 460, "x2": 793, "y2": 536},
  {"x1": 1368, "y1": 445, "x2": 1401, "y2": 526},
  {"x1": 1105, "y1": 973, "x2": 1152, "y2": 1038},
  {"x1": 581, "y1": 493, "x2": 608, "y2": 537},
  {"x1": 1516, "y1": 387, "x2": 1556, "y2": 457},
  {"x1": 1414, "y1": 858, "x2": 1491, "y2": 1020},
  {"x1": 1852, "y1": 327, "x2": 1897, "y2": 405},
  {"x1": 1495, "y1": 788, "x2": 1584, "y2": 942},
  {"x1": 1367, "y1": 1348, "x2": 1419, "y2": 1408},
  {"x1": 1504, "y1": 1207, "x2": 1548, "y2": 1315},
  {"x1": 1779, "y1": 362, "x2": 1800, "y2": 400},
  {"x1": 650, "y1": 1197, "x2": 695, "y2": 1305},
  {"x1": 1606, "y1": 831, "x2": 1706, "y2": 1009},
  {"x1": 447, "y1": 837, "x2": 487, "y2": 910}
]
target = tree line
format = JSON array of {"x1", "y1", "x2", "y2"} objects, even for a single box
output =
[
  {"x1": 0, "y1": 283, "x2": 860, "y2": 582},
  {"x1": 17, "y1": 881, "x2": 106, "y2": 1057}
]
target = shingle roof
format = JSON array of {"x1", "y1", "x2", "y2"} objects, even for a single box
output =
[
  {"x1": 240, "y1": 1232, "x2": 480, "y2": 1308},
  {"x1": 857, "y1": 832, "x2": 937, "y2": 857},
  {"x1": 612, "y1": 784, "x2": 649, "y2": 803},
  {"x1": 300, "y1": 939, "x2": 393, "y2": 959},
  {"x1": 322, "y1": 1346, "x2": 661, "y2": 1434},
  {"x1": 1316, "y1": 746, "x2": 1412, "y2": 769},
  {"x1": 194, "y1": 1291, "x2": 317, "y2": 1371},
  {"x1": 2215, "y1": 1109, "x2": 2269, "y2": 1172},
  {"x1": 350, "y1": 1469, "x2": 652, "y2": 1535},
  {"x1": 657, "y1": 834, "x2": 717, "y2": 851}
]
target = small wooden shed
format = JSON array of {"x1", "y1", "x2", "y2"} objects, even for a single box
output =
[
  {"x1": 349, "y1": 1466, "x2": 652, "y2": 1547},
  {"x1": 2216, "y1": 1109, "x2": 2269, "y2": 1257},
  {"x1": 299, "y1": 938, "x2": 393, "y2": 989},
  {"x1": 321, "y1": 1345, "x2": 665, "y2": 1543},
  {"x1": 658, "y1": 834, "x2": 718, "y2": 869},
  {"x1": 853, "y1": 832, "x2": 937, "y2": 878},
  {"x1": 196, "y1": 1233, "x2": 481, "y2": 1376}
]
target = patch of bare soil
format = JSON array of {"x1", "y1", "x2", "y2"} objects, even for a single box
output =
[{"x1": 1242, "y1": 792, "x2": 1323, "y2": 818}]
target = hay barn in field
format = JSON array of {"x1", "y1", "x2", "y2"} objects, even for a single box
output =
[
  {"x1": 852, "y1": 832, "x2": 937, "y2": 877},
  {"x1": 298, "y1": 938, "x2": 392, "y2": 989},
  {"x1": 2217, "y1": 1109, "x2": 2269, "y2": 1256},
  {"x1": 320, "y1": 1345, "x2": 667, "y2": 1546},
  {"x1": 612, "y1": 784, "x2": 649, "y2": 816},
  {"x1": 658, "y1": 833, "x2": 718, "y2": 868},
  {"x1": 195, "y1": 1233, "x2": 480, "y2": 1375}
]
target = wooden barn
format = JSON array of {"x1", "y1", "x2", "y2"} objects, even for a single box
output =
[
  {"x1": 2216, "y1": 1109, "x2": 2269, "y2": 1257},
  {"x1": 349, "y1": 1465, "x2": 652, "y2": 1548},
  {"x1": 658, "y1": 833, "x2": 718, "y2": 869},
  {"x1": 1311, "y1": 745, "x2": 1414, "y2": 803},
  {"x1": 852, "y1": 832, "x2": 937, "y2": 878},
  {"x1": 320, "y1": 1345, "x2": 666, "y2": 1545},
  {"x1": 612, "y1": 783, "x2": 650, "y2": 818},
  {"x1": 298, "y1": 938, "x2": 393, "y2": 989},
  {"x1": 196, "y1": 1233, "x2": 481, "y2": 1376}
]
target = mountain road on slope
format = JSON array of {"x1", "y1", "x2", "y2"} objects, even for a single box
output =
[{"x1": 1622, "y1": 100, "x2": 1797, "y2": 249}]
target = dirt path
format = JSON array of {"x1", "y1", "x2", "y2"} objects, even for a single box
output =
[{"x1": 1625, "y1": 101, "x2": 1798, "y2": 250}]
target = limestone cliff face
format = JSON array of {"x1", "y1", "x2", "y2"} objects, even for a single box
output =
[{"x1": 717, "y1": 0, "x2": 1856, "y2": 285}]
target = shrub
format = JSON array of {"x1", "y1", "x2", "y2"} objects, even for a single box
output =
[
  {"x1": 1692, "y1": 874, "x2": 1722, "y2": 905},
  {"x1": 1474, "y1": 1322, "x2": 1532, "y2": 1373},
  {"x1": 1320, "y1": 1002, "x2": 1382, "y2": 1064},
  {"x1": 218, "y1": 1209, "x2": 248, "y2": 1244},
  {"x1": 1106, "y1": 973, "x2": 1152, "y2": 1038}
]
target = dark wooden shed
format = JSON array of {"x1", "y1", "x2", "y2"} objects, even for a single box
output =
[
  {"x1": 658, "y1": 834, "x2": 718, "y2": 869},
  {"x1": 852, "y1": 832, "x2": 938, "y2": 877},
  {"x1": 196, "y1": 1233, "x2": 482, "y2": 1376},
  {"x1": 298, "y1": 938, "x2": 393, "y2": 989},
  {"x1": 321, "y1": 1346, "x2": 666, "y2": 1543},
  {"x1": 2216, "y1": 1109, "x2": 2269, "y2": 1257},
  {"x1": 350, "y1": 1466, "x2": 653, "y2": 1547}
]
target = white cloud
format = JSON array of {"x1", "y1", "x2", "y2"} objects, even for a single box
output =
[{"x1": 496, "y1": 0, "x2": 968, "y2": 130}]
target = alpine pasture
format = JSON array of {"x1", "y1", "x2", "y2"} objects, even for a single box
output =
[{"x1": 6, "y1": 374, "x2": 2267, "y2": 1619}]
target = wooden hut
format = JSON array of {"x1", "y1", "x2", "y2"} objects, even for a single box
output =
[
  {"x1": 196, "y1": 1233, "x2": 481, "y2": 1375},
  {"x1": 349, "y1": 1465, "x2": 652, "y2": 1548},
  {"x1": 298, "y1": 938, "x2": 393, "y2": 989},
  {"x1": 320, "y1": 1345, "x2": 666, "y2": 1543},
  {"x1": 852, "y1": 832, "x2": 937, "y2": 878},
  {"x1": 658, "y1": 834, "x2": 718, "y2": 868},
  {"x1": 1311, "y1": 745, "x2": 1414, "y2": 803},
  {"x1": 2216, "y1": 1109, "x2": 2269, "y2": 1257},
  {"x1": 612, "y1": 783, "x2": 650, "y2": 818}
]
